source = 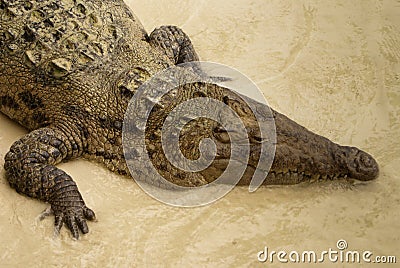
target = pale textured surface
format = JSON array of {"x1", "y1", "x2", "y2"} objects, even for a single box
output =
[{"x1": 0, "y1": 0, "x2": 399, "y2": 266}]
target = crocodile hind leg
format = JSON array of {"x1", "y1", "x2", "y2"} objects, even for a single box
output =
[
  {"x1": 4, "y1": 127, "x2": 95, "y2": 239},
  {"x1": 149, "y1": 25, "x2": 200, "y2": 64}
]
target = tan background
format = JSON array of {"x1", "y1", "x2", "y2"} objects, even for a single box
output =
[{"x1": 0, "y1": 0, "x2": 399, "y2": 267}]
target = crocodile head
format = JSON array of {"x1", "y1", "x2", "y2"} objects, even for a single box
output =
[{"x1": 143, "y1": 82, "x2": 379, "y2": 187}]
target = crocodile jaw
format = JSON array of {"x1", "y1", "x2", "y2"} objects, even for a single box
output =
[
  {"x1": 199, "y1": 102, "x2": 379, "y2": 186},
  {"x1": 267, "y1": 110, "x2": 379, "y2": 184},
  {"x1": 136, "y1": 82, "x2": 379, "y2": 187},
  {"x1": 234, "y1": 109, "x2": 380, "y2": 185}
]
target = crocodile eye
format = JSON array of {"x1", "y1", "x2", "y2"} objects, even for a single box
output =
[
  {"x1": 213, "y1": 125, "x2": 230, "y2": 143},
  {"x1": 213, "y1": 125, "x2": 227, "y2": 133}
]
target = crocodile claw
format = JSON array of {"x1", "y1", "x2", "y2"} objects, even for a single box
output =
[
  {"x1": 56, "y1": 205, "x2": 95, "y2": 239},
  {"x1": 42, "y1": 204, "x2": 96, "y2": 239}
]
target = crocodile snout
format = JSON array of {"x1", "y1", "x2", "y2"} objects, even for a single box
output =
[{"x1": 341, "y1": 146, "x2": 379, "y2": 181}]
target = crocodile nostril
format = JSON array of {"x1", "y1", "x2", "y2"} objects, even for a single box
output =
[
  {"x1": 360, "y1": 153, "x2": 373, "y2": 168},
  {"x1": 351, "y1": 150, "x2": 379, "y2": 180}
]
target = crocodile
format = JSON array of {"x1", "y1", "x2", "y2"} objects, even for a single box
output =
[{"x1": 0, "y1": 0, "x2": 379, "y2": 239}]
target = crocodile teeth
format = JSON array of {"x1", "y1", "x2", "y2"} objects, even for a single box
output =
[
  {"x1": 311, "y1": 174, "x2": 320, "y2": 182},
  {"x1": 292, "y1": 172, "x2": 299, "y2": 182}
]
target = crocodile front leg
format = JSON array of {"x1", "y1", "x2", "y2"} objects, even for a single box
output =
[
  {"x1": 4, "y1": 127, "x2": 95, "y2": 239},
  {"x1": 149, "y1": 25, "x2": 200, "y2": 64}
]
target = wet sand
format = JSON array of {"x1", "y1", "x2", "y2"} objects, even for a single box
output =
[{"x1": 0, "y1": 0, "x2": 399, "y2": 267}]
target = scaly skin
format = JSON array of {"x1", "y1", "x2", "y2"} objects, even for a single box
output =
[{"x1": 0, "y1": 0, "x2": 379, "y2": 239}]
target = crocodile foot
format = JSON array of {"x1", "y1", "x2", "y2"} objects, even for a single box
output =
[{"x1": 40, "y1": 203, "x2": 96, "y2": 239}]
